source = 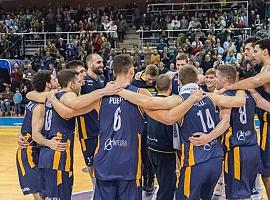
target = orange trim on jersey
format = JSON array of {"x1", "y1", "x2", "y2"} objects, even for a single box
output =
[
  {"x1": 261, "y1": 112, "x2": 268, "y2": 151},
  {"x1": 225, "y1": 127, "x2": 232, "y2": 151},
  {"x1": 136, "y1": 134, "x2": 142, "y2": 187},
  {"x1": 81, "y1": 139, "x2": 86, "y2": 151},
  {"x1": 17, "y1": 149, "x2": 26, "y2": 176},
  {"x1": 94, "y1": 135, "x2": 100, "y2": 156},
  {"x1": 65, "y1": 140, "x2": 71, "y2": 171},
  {"x1": 224, "y1": 152, "x2": 228, "y2": 174},
  {"x1": 184, "y1": 166, "x2": 191, "y2": 198},
  {"x1": 79, "y1": 116, "x2": 88, "y2": 139},
  {"x1": 27, "y1": 146, "x2": 35, "y2": 168},
  {"x1": 69, "y1": 171, "x2": 73, "y2": 177},
  {"x1": 180, "y1": 143, "x2": 185, "y2": 170},
  {"x1": 57, "y1": 170, "x2": 62, "y2": 186},
  {"x1": 53, "y1": 132, "x2": 62, "y2": 170},
  {"x1": 234, "y1": 147, "x2": 241, "y2": 180},
  {"x1": 188, "y1": 144, "x2": 195, "y2": 166}
]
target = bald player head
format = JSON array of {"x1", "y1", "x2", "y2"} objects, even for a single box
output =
[{"x1": 86, "y1": 53, "x2": 104, "y2": 75}]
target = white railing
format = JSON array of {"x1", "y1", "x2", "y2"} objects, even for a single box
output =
[
  {"x1": 0, "y1": 30, "x2": 117, "y2": 48},
  {"x1": 136, "y1": 28, "x2": 252, "y2": 48}
]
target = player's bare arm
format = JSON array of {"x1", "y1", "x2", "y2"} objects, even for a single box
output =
[
  {"x1": 26, "y1": 91, "x2": 49, "y2": 103},
  {"x1": 144, "y1": 90, "x2": 205, "y2": 125},
  {"x1": 118, "y1": 88, "x2": 183, "y2": 110},
  {"x1": 31, "y1": 104, "x2": 67, "y2": 151},
  {"x1": 208, "y1": 90, "x2": 246, "y2": 108},
  {"x1": 225, "y1": 72, "x2": 270, "y2": 91},
  {"x1": 48, "y1": 92, "x2": 100, "y2": 119},
  {"x1": 250, "y1": 89, "x2": 270, "y2": 113}
]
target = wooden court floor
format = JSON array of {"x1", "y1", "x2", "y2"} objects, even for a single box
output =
[
  {"x1": 0, "y1": 127, "x2": 268, "y2": 200},
  {"x1": 0, "y1": 127, "x2": 92, "y2": 200}
]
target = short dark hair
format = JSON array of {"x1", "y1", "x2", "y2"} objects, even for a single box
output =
[
  {"x1": 57, "y1": 69, "x2": 79, "y2": 88},
  {"x1": 255, "y1": 38, "x2": 270, "y2": 56},
  {"x1": 66, "y1": 60, "x2": 84, "y2": 70},
  {"x1": 244, "y1": 37, "x2": 260, "y2": 46},
  {"x1": 156, "y1": 74, "x2": 171, "y2": 92},
  {"x1": 32, "y1": 70, "x2": 52, "y2": 92},
  {"x1": 178, "y1": 65, "x2": 198, "y2": 85},
  {"x1": 217, "y1": 64, "x2": 237, "y2": 83},
  {"x1": 176, "y1": 53, "x2": 188, "y2": 62},
  {"x1": 145, "y1": 64, "x2": 158, "y2": 77},
  {"x1": 112, "y1": 54, "x2": 133, "y2": 75}
]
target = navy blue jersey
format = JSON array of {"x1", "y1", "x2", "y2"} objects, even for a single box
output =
[
  {"x1": 39, "y1": 91, "x2": 76, "y2": 172},
  {"x1": 77, "y1": 74, "x2": 105, "y2": 138},
  {"x1": 224, "y1": 90, "x2": 257, "y2": 150},
  {"x1": 179, "y1": 92, "x2": 222, "y2": 168},
  {"x1": 94, "y1": 85, "x2": 145, "y2": 181},
  {"x1": 147, "y1": 95, "x2": 174, "y2": 152},
  {"x1": 21, "y1": 101, "x2": 39, "y2": 146},
  {"x1": 255, "y1": 86, "x2": 270, "y2": 167},
  {"x1": 172, "y1": 73, "x2": 179, "y2": 95}
]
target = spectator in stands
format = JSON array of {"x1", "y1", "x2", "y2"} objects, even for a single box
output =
[
  {"x1": 160, "y1": 47, "x2": 170, "y2": 68},
  {"x1": 213, "y1": 54, "x2": 225, "y2": 68},
  {"x1": 10, "y1": 64, "x2": 23, "y2": 91},
  {"x1": 23, "y1": 63, "x2": 35, "y2": 90},
  {"x1": 56, "y1": 38, "x2": 66, "y2": 57},
  {"x1": 117, "y1": 16, "x2": 128, "y2": 43},
  {"x1": 158, "y1": 61, "x2": 168, "y2": 75},
  {"x1": 200, "y1": 53, "x2": 214, "y2": 73},
  {"x1": 225, "y1": 51, "x2": 238, "y2": 66},
  {"x1": 150, "y1": 49, "x2": 160, "y2": 66},
  {"x1": 13, "y1": 88, "x2": 22, "y2": 116},
  {"x1": 0, "y1": 86, "x2": 13, "y2": 116},
  {"x1": 171, "y1": 15, "x2": 181, "y2": 30},
  {"x1": 180, "y1": 15, "x2": 189, "y2": 29},
  {"x1": 132, "y1": 45, "x2": 142, "y2": 68},
  {"x1": 157, "y1": 38, "x2": 168, "y2": 52},
  {"x1": 169, "y1": 62, "x2": 176, "y2": 72}
]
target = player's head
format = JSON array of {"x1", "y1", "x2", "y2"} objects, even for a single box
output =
[
  {"x1": 176, "y1": 53, "x2": 188, "y2": 70},
  {"x1": 253, "y1": 38, "x2": 270, "y2": 65},
  {"x1": 244, "y1": 37, "x2": 260, "y2": 61},
  {"x1": 155, "y1": 74, "x2": 172, "y2": 95},
  {"x1": 145, "y1": 64, "x2": 158, "y2": 86},
  {"x1": 57, "y1": 69, "x2": 81, "y2": 95},
  {"x1": 205, "y1": 68, "x2": 216, "y2": 90},
  {"x1": 178, "y1": 65, "x2": 198, "y2": 86},
  {"x1": 216, "y1": 64, "x2": 237, "y2": 90},
  {"x1": 112, "y1": 54, "x2": 134, "y2": 81},
  {"x1": 66, "y1": 60, "x2": 86, "y2": 83},
  {"x1": 86, "y1": 53, "x2": 104, "y2": 75},
  {"x1": 32, "y1": 70, "x2": 58, "y2": 92}
]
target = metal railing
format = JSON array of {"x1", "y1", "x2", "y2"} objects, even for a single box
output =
[
  {"x1": 0, "y1": 30, "x2": 117, "y2": 57},
  {"x1": 136, "y1": 28, "x2": 252, "y2": 48}
]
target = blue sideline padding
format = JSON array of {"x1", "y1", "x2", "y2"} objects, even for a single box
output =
[{"x1": 0, "y1": 117, "x2": 23, "y2": 126}]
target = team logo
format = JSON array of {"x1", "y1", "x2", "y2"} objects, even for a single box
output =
[
  {"x1": 104, "y1": 138, "x2": 128, "y2": 151},
  {"x1": 237, "y1": 130, "x2": 246, "y2": 141},
  {"x1": 203, "y1": 144, "x2": 212, "y2": 151}
]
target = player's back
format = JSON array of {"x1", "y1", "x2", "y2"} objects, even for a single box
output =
[
  {"x1": 224, "y1": 90, "x2": 257, "y2": 150},
  {"x1": 21, "y1": 101, "x2": 39, "y2": 146},
  {"x1": 94, "y1": 85, "x2": 145, "y2": 181},
  {"x1": 179, "y1": 91, "x2": 222, "y2": 168}
]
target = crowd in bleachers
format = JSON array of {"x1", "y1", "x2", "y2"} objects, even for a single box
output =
[{"x1": 0, "y1": 1, "x2": 270, "y2": 116}]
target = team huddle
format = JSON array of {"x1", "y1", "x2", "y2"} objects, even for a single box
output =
[{"x1": 16, "y1": 38, "x2": 270, "y2": 200}]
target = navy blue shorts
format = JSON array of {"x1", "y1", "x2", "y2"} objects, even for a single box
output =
[
  {"x1": 175, "y1": 156, "x2": 222, "y2": 200},
  {"x1": 224, "y1": 145, "x2": 260, "y2": 199},
  {"x1": 79, "y1": 136, "x2": 98, "y2": 166},
  {"x1": 93, "y1": 179, "x2": 142, "y2": 200},
  {"x1": 16, "y1": 147, "x2": 41, "y2": 195},
  {"x1": 40, "y1": 169, "x2": 73, "y2": 200}
]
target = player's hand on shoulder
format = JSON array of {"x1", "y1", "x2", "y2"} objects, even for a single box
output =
[
  {"x1": 48, "y1": 137, "x2": 68, "y2": 151},
  {"x1": 189, "y1": 90, "x2": 205, "y2": 102},
  {"x1": 214, "y1": 87, "x2": 226, "y2": 95},
  {"x1": 104, "y1": 81, "x2": 123, "y2": 95},
  {"x1": 18, "y1": 135, "x2": 30, "y2": 149}
]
